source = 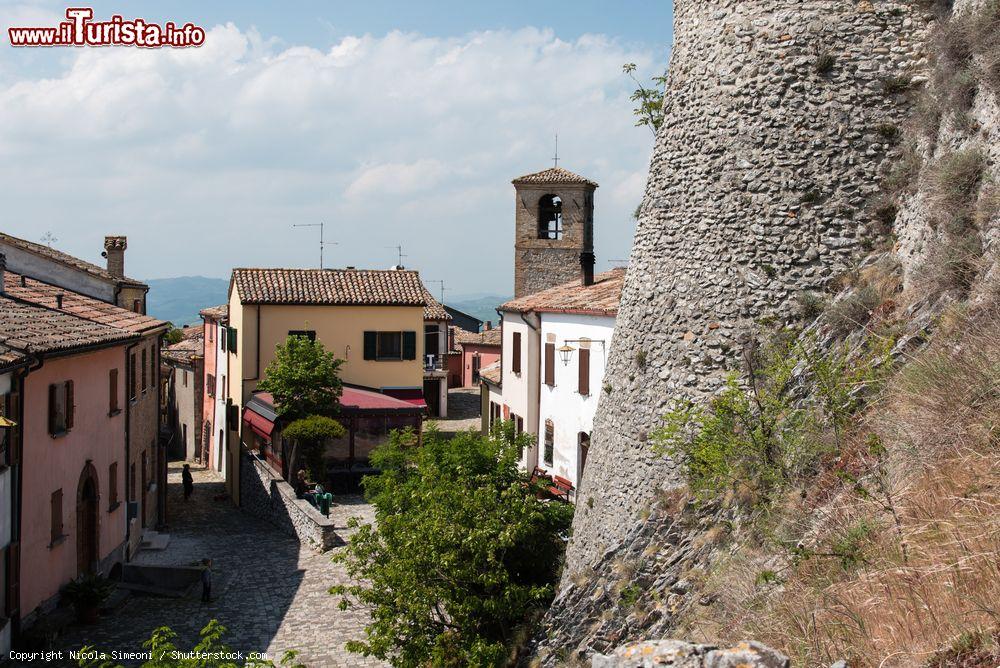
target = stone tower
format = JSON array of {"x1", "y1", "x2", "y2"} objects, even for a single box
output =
[
  {"x1": 533, "y1": 3, "x2": 932, "y2": 656},
  {"x1": 512, "y1": 167, "x2": 598, "y2": 298}
]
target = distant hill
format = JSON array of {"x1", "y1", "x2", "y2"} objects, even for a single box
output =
[
  {"x1": 446, "y1": 294, "x2": 510, "y2": 326},
  {"x1": 145, "y1": 276, "x2": 229, "y2": 327}
]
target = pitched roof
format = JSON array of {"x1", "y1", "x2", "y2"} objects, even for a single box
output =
[
  {"x1": 3, "y1": 271, "x2": 167, "y2": 335},
  {"x1": 0, "y1": 343, "x2": 29, "y2": 370},
  {"x1": 0, "y1": 232, "x2": 147, "y2": 288},
  {"x1": 479, "y1": 360, "x2": 501, "y2": 386},
  {"x1": 231, "y1": 268, "x2": 429, "y2": 307},
  {"x1": 163, "y1": 324, "x2": 204, "y2": 364},
  {"x1": 422, "y1": 289, "x2": 452, "y2": 321},
  {"x1": 0, "y1": 296, "x2": 138, "y2": 356},
  {"x1": 500, "y1": 268, "x2": 625, "y2": 316},
  {"x1": 199, "y1": 304, "x2": 229, "y2": 320},
  {"x1": 511, "y1": 167, "x2": 598, "y2": 188},
  {"x1": 452, "y1": 325, "x2": 502, "y2": 347}
]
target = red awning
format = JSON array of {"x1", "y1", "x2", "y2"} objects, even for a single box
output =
[
  {"x1": 243, "y1": 407, "x2": 275, "y2": 440},
  {"x1": 381, "y1": 388, "x2": 427, "y2": 408},
  {"x1": 341, "y1": 386, "x2": 426, "y2": 411}
]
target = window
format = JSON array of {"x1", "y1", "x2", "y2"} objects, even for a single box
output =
[
  {"x1": 207, "y1": 373, "x2": 216, "y2": 398},
  {"x1": 578, "y1": 348, "x2": 591, "y2": 396},
  {"x1": 183, "y1": 424, "x2": 188, "y2": 448},
  {"x1": 538, "y1": 194, "x2": 564, "y2": 240},
  {"x1": 129, "y1": 462, "x2": 136, "y2": 501},
  {"x1": 424, "y1": 324, "x2": 440, "y2": 358},
  {"x1": 515, "y1": 414, "x2": 524, "y2": 434},
  {"x1": 182, "y1": 369, "x2": 188, "y2": 387},
  {"x1": 108, "y1": 462, "x2": 119, "y2": 510},
  {"x1": 109, "y1": 368, "x2": 120, "y2": 414},
  {"x1": 544, "y1": 342, "x2": 555, "y2": 386},
  {"x1": 221, "y1": 375, "x2": 226, "y2": 400},
  {"x1": 363, "y1": 331, "x2": 417, "y2": 361},
  {"x1": 129, "y1": 353, "x2": 137, "y2": 401},
  {"x1": 50, "y1": 489, "x2": 63, "y2": 544},
  {"x1": 132, "y1": 298, "x2": 143, "y2": 314},
  {"x1": 288, "y1": 330, "x2": 316, "y2": 342},
  {"x1": 227, "y1": 327, "x2": 238, "y2": 354},
  {"x1": 543, "y1": 420, "x2": 554, "y2": 466},
  {"x1": 511, "y1": 332, "x2": 522, "y2": 374},
  {"x1": 48, "y1": 381, "x2": 74, "y2": 436},
  {"x1": 208, "y1": 325, "x2": 213, "y2": 343},
  {"x1": 220, "y1": 327, "x2": 227, "y2": 352},
  {"x1": 141, "y1": 348, "x2": 148, "y2": 391}
]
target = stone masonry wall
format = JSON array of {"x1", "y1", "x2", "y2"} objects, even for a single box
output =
[
  {"x1": 560, "y1": 0, "x2": 931, "y2": 588},
  {"x1": 239, "y1": 448, "x2": 340, "y2": 552}
]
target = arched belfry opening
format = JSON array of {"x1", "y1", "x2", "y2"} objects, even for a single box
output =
[{"x1": 538, "y1": 194, "x2": 563, "y2": 240}]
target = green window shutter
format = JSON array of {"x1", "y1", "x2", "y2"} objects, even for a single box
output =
[
  {"x1": 363, "y1": 331, "x2": 377, "y2": 360},
  {"x1": 228, "y1": 327, "x2": 238, "y2": 354},
  {"x1": 402, "y1": 331, "x2": 417, "y2": 360}
]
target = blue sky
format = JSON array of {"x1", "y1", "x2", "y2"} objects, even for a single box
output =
[{"x1": 0, "y1": 1, "x2": 673, "y2": 296}]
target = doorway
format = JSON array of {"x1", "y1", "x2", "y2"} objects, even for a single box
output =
[
  {"x1": 76, "y1": 464, "x2": 100, "y2": 576},
  {"x1": 578, "y1": 432, "x2": 590, "y2": 490},
  {"x1": 422, "y1": 379, "x2": 441, "y2": 417}
]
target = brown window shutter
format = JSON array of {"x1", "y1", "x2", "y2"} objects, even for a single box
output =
[
  {"x1": 65, "y1": 381, "x2": 74, "y2": 430},
  {"x1": 512, "y1": 332, "x2": 522, "y2": 374},
  {"x1": 109, "y1": 369, "x2": 119, "y2": 413},
  {"x1": 48, "y1": 384, "x2": 57, "y2": 435},
  {"x1": 578, "y1": 348, "x2": 590, "y2": 395},
  {"x1": 544, "y1": 343, "x2": 555, "y2": 386}
]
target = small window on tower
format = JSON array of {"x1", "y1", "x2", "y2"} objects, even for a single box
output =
[{"x1": 538, "y1": 194, "x2": 563, "y2": 240}]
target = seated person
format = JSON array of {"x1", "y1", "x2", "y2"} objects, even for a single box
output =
[{"x1": 293, "y1": 469, "x2": 317, "y2": 505}]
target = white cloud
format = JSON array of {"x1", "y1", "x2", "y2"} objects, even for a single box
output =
[{"x1": 0, "y1": 22, "x2": 657, "y2": 292}]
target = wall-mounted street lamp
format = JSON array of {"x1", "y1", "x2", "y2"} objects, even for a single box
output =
[{"x1": 558, "y1": 339, "x2": 607, "y2": 365}]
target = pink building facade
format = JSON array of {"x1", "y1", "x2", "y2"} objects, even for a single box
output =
[
  {"x1": 451, "y1": 326, "x2": 502, "y2": 388},
  {"x1": 19, "y1": 346, "x2": 130, "y2": 619}
]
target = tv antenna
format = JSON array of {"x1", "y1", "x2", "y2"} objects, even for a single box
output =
[
  {"x1": 293, "y1": 222, "x2": 337, "y2": 269},
  {"x1": 385, "y1": 245, "x2": 407, "y2": 267},
  {"x1": 552, "y1": 133, "x2": 559, "y2": 168},
  {"x1": 426, "y1": 279, "x2": 446, "y2": 305},
  {"x1": 40, "y1": 231, "x2": 58, "y2": 247}
]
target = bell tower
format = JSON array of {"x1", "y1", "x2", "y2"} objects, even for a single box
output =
[{"x1": 511, "y1": 167, "x2": 598, "y2": 298}]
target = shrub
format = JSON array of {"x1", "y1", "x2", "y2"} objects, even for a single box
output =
[
  {"x1": 813, "y1": 53, "x2": 836, "y2": 75},
  {"x1": 331, "y1": 427, "x2": 573, "y2": 667},
  {"x1": 875, "y1": 123, "x2": 901, "y2": 144},
  {"x1": 830, "y1": 519, "x2": 876, "y2": 571},
  {"x1": 795, "y1": 291, "x2": 825, "y2": 321},
  {"x1": 825, "y1": 286, "x2": 881, "y2": 337},
  {"x1": 870, "y1": 197, "x2": 899, "y2": 236},
  {"x1": 882, "y1": 146, "x2": 923, "y2": 196},
  {"x1": 929, "y1": 148, "x2": 985, "y2": 215},
  {"x1": 919, "y1": 233, "x2": 984, "y2": 294},
  {"x1": 282, "y1": 414, "x2": 347, "y2": 481},
  {"x1": 880, "y1": 75, "x2": 912, "y2": 95}
]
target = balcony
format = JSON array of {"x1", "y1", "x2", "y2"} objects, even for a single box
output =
[{"x1": 423, "y1": 354, "x2": 448, "y2": 377}]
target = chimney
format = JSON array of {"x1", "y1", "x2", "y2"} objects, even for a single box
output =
[
  {"x1": 580, "y1": 251, "x2": 596, "y2": 287},
  {"x1": 56, "y1": 293, "x2": 63, "y2": 308},
  {"x1": 104, "y1": 236, "x2": 127, "y2": 278},
  {"x1": 0, "y1": 253, "x2": 6, "y2": 296},
  {"x1": 485, "y1": 321, "x2": 492, "y2": 331}
]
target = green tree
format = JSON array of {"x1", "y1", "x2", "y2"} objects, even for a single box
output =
[
  {"x1": 77, "y1": 620, "x2": 304, "y2": 667},
  {"x1": 163, "y1": 326, "x2": 186, "y2": 345},
  {"x1": 283, "y1": 414, "x2": 347, "y2": 481},
  {"x1": 257, "y1": 335, "x2": 344, "y2": 419},
  {"x1": 330, "y1": 425, "x2": 573, "y2": 667},
  {"x1": 623, "y1": 62, "x2": 669, "y2": 134}
]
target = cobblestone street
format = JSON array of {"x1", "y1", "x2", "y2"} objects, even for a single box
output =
[
  {"x1": 56, "y1": 463, "x2": 385, "y2": 667},
  {"x1": 426, "y1": 387, "x2": 482, "y2": 438}
]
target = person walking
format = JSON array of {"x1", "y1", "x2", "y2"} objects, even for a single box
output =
[
  {"x1": 182, "y1": 464, "x2": 194, "y2": 501},
  {"x1": 201, "y1": 558, "x2": 213, "y2": 603}
]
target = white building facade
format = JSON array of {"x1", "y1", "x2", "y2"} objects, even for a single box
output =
[{"x1": 536, "y1": 312, "x2": 615, "y2": 494}]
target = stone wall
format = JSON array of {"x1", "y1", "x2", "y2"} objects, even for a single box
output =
[
  {"x1": 238, "y1": 448, "x2": 340, "y2": 552},
  {"x1": 564, "y1": 0, "x2": 930, "y2": 575}
]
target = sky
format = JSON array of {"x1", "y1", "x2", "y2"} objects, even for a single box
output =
[{"x1": 0, "y1": 1, "x2": 673, "y2": 297}]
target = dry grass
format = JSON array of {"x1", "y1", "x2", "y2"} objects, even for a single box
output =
[{"x1": 685, "y1": 304, "x2": 1000, "y2": 666}]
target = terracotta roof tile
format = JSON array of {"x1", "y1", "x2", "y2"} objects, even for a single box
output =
[
  {"x1": 232, "y1": 268, "x2": 429, "y2": 307},
  {"x1": 3, "y1": 271, "x2": 167, "y2": 334},
  {"x1": 163, "y1": 324, "x2": 204, "y2": 364},
  {"x1": 500, "y1": 269, "x2": 625, "y2": 316},
  {"x1": 0, "y1": 343, "x2": 28, "y2": 370},
  {"x1": 0, "y1": 296, "x2": 137, "y2": 355},
  {"x1": 452, "y1": 326, "x2": 502, "y2": 347},
  {"x1": 199, "y1": 304, "x2": 229, "y2": 320},
  {"x1": 0, "y1": 232, "x2": 147, "y2": 288},
  {"x1": 422, "y1": 289, "x2": 452, "y2": 321},
  {"x1": 511, "y1": 167, "x2": 598, "y2": 188},
  {"x1": 479, "y1": 360, "x2": 501, "y2": 386}
]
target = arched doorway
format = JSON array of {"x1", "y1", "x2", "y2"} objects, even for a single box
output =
[{"x1": 76, "y1": 463, "x2": 100, "y2": 576}]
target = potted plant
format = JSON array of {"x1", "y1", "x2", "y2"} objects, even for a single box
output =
[{"x1": 62, "y1": 573, "x2": 115, "y2": 624}]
